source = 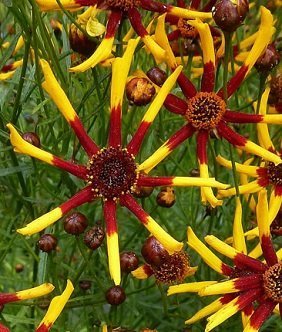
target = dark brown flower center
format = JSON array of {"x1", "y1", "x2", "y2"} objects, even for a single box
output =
[
  {"x1": 177, "y1": 18, "x2": 198, "y2": 39},
  {"x1": 185, "y1": 92, "x2": 226, "y2": 130},
  {"x1": 87, "y1": 147, "x2": 138, "y2": 200},
  {"x1": 152, "y1": 251, "x2": 190, "y2": 284},
  {"x1": 266, "y1": 162, "x2": 282, "y2": 186},
  {"x1": 104, "y1": 0, "x2": 138, "y2": 10},
  {"x1": 263, "y1": 262, "x2": 282, "y2": 303}
]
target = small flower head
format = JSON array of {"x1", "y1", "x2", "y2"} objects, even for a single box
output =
[
  {"x1": 105, "y1": 286, "x2": 126, "y2": 305},
  {"x1": 64, "y1": 212, "x2": 88, "y2": 235},
  {"x1": 126, "y1": 77, "x2": 156, "y2": 106}
]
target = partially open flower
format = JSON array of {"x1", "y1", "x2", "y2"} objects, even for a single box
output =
[
  {"x1": 156, "y1": 186, "x2": 176, "y2": 208},
  {"x1": 212, "y1": 0, "x2": 249, "y2": 32},
  {"x1": 83, "y1": 222, "x2": 105, "y2": 250},
  {"x1": 126, "y1": 77, "x2": 156, "y2": 106}
]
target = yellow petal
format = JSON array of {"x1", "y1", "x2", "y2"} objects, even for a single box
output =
[
  {"x1": 70, "y1": 37, "x2": 114, "y2": 72},
  {"x1": 233, "y1": 198, "x2": 247, "y2": 254},
  {"x1": 168, "y1": 281, "x2": 217, "y2": 296},
  {"x1": 107, "y1": 233, "x2": 121, "y2": 286},
  {"x1": 17, "y1": 207, "x2": 63, "y2": 235},
  {"x1": 37, "y1": 280, "x2": 74, "y2": 330},
  {"x1": 16, "y1": 283, "x2": 54, "y2": 301}
]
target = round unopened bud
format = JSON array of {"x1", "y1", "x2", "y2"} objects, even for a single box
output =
[
  {"x1": 37, "y1": 234, "x2": 57, "y2": 253},
  {"x1": 15, "y1": 263, "x2": 24, "y2": 273},
  {"x1": 212, "y1": 0, "x2": 249, "y2": 32},
  {"x1": 64, "y1": 212, "x2": 88, "y2": 235},
  {"x1": 126, "y1": 77, "x2": 156, "y2": 106},
  {"x1": 22, "y1": 132, "x2": 41, "y2": 148},
  {"x1": 79, "y1": 279, "x2": 92, "y2": 291},
  {"x1": 120, "y1": 251, "x2": 139, "y2": 273},
  {"x1": 141, "y1": 236, "x2": 169, "y2": 267},
  {"x1": 84, "y1": 222, "x2": 105, "y2": 250},
  {"x1": 105, "y1": 286, "x2": 126, "y2": 305},
  {"x1": 146, "y1": 67, "x2": 167, "y2": 86},
  {"x1": 189, "y1": 168, "x2": 200, "y2": 177},
  {"x1": 156, "y1": 186, "x2": 175, "y2": 208},
  {"x1": 255, "y1": 44, "x2": 280, "y2": 73},
  {"x1": 69, "y1": 24, "x2": 98, "y2": 57}
]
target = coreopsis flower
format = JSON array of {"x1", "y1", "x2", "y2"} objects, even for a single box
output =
[
  {"x1": 132, "y1": 236, "x2": 197, "y2": 284},
  {"x1": 168, "y1": 193, "x2": 282, "y2": 331},
  {"x1": 36, "y1": 280, "x2": 74, "y2": 331},
  {"x1": 7, "y1": 39, "x2": 227, "y2": 286},
  {"x1": 0, "y1": 283, "x2": 54, "y2": 331},
  {"x1": 35, "y1": 0, "x2": 212, "y2": 72},
  {"x1": 0, "y1": 36, "x2": 24, "y2": 81},
  {"x1": 217, "y1": 87, "x2": 282, "y2": 224},
  {"x1": 138, "y1": 7, "x2": 282, "y2": 207}
]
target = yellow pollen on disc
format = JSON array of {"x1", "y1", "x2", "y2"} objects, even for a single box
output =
[
  {"x1": 263, "y1": 262, "x2": 282, "y2": 303},
  {"x1": 186, "y1": 92, "x2": 226, "y2": 130}
]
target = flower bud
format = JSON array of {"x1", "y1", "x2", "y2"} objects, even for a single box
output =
[
  {"x1": 22, "y1": 132, "x2": 41, "y2": 148},
  {"x1": 141, "y1": 236, "x2": 169, "y2": 267},
  {"x1": 126, "y1": 77, "x2": 156, "y2": 106},
  {"x1": 255, "y1": 44, "x2": 280, "y2": 73},
  {"x1": 156, "y1": 186, "x2": 175, "y2": 208},
  {"x1": 15, "y1": 263, "x2": 24, "y2": 273},
  {"x1": 105, "y1": 286, "x2": 126, "y2": 305},
  {"x1": 79, "y1": 280, "x2": 92, "y2": 291},
  {"x1": 64, "y1": 212, "x2": 88, "y2": 235},
  {"x1": 146, "y1": 67, "x2": 167, "y2": 86},
  {"x1": 120, "y1": 251, "x2": 139, "y2": 273},
  {"x1": 268, "y1": 74, "x2": 282, "y2": 107},
  {"x1": 212, "y1": 0, "x2": 249, "y2": 32},
  {"x1": 69, "y1": 24, "x2": 98, "y2": 57},
  {"x1": 37, "y1": 234, "x2": 57, "y2": 253},
  {"x1": 83, "y1": 222, "x2": 105, "y2": 250},
  {"x1": 132, "y1": 185, "x2": 154, "y2": 198},
  {"x1": 189, "y1": 168, "x2": 200, "y2": 177}
]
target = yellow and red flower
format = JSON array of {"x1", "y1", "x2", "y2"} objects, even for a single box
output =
[
  {"x1": 7, "y1": 39, "x2": 227, "y2": 286},
  {"x1": 138, "y1": 7, "x2": 282, "y2": 208},
  {"x1": 35, "y1": 0, "x2": 212, "y2": 71},
  {"x1": 168, "y1": 193, "x2": 282, "y2": 331}
]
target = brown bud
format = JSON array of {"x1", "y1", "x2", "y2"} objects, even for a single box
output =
[
  {"x1": 22, "y1": 132, "x2": 41, "y2": 148},
  {"x1": 120, "y1": 251, "x2": 139, "y2": 273},
  {"x1": 255, "y1": 44, "x2": 280, "y2": 73},
  {"x1": 141, "y1": 236, "x2": 169, "y2": 267},
  {"x1": 105, "y1": 286, "x2": 126, "y2": 305},
  {"x1": 69, "y1": 24, "x2": 98, "y2": 57},
  {"x1": 37, "y1": 234, "x2": 57, "y2": 253},
  {"x1": 132, "y1": 185, "x2": 154, "y2": 198},
  {"x1": 146, "y1": 67, "x2": 167, "y2": 86},
  {"x1": 189, "y1": 168, "x2": 200, "y2": 177},
  {"x1": 156, "y1": 186, "x2": 175, "y2": 208},
  {"x1": 15, "y1": 263, "x2": 24, "y2": 273},
  {"x1": 268, "y1": 74, "x2": 282, "y2": 106},
  {"x1": 64, "y1": 212, "x2": 88, "y2": 235},
  {"x1": 270, "y1": 207, "x2": 282, "y2": 236},
  {"x1": 212, "y1": 0, "x2": 249, "y2": 32},
  {"x1": 83, "y1": 222, "x2": 105, "y2": 250},
  {"x1": 79, "y1": 279, "x2": 92, "y2": 291},
  {"x1": 126, "y1": 77, "x2": 156, "y2": 106}
]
